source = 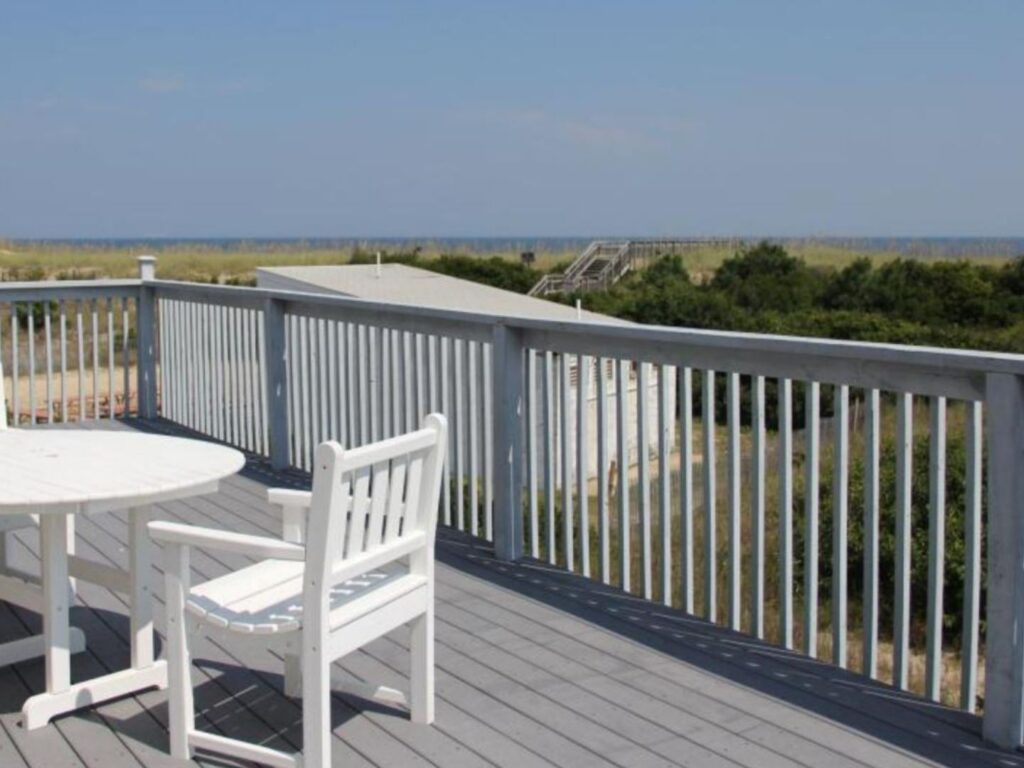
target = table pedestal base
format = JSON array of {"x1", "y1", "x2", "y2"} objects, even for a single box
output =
[{"x1": 22, "y1": 659, "x2": 168, "y2": 730}]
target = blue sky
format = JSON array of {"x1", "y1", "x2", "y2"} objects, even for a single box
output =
[{"x1": 1, "y1": 1, "x2": 1021, "y2": 238}]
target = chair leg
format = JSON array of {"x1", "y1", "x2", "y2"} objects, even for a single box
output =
[
  {"x1": 283, "y1": 652, "x2": 302, "y2": 698},
  {"x1": 302, "y1": 649, "x2": 331, "y2": 768},
  {"x1": 165, "y1": 544, "x2": 194, "y2": 760},
  {"x1": 410, "y1": 609, "x2": 434, "y2": 724}
]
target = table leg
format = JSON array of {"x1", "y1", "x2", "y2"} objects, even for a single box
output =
[
  {"x1": 129, "y1": 505, "x2": 155, "y2": 670},
  {"x1": 22, "y1": 507, "x2": 166, "y2": 729},
  {"x1": 40, "y1": 513, "x2": 72, "y2": 695}
]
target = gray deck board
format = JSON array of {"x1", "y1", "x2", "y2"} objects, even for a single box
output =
[{"x1": 0, "y1": 419, "x2": 1021, "y2": 767}]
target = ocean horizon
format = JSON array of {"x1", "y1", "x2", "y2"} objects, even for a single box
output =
[{"x1": 4, "y1": 235, "x2": 1023, "y2": 258}]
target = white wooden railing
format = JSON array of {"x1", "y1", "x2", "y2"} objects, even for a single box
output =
[{"x1": 2, "y1": 257, "x2": 1024, "y2": 748}]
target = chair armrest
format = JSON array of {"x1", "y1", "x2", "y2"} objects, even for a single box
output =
[
  {"x1": 267, "y1": 489, "x2": 311, "y2": 544},
  {"x1": 148, "y1": 521, "x2": 306, "y2": 561}
]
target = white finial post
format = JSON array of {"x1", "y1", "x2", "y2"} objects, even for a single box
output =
[
  {"x1": 137, "y1": 254, "x2": 156, "y2": 281},
  {"x1": 376, "y1": 251, "x2": 382, "y2": 278},
  {"x1": 576, "y1": 298, "x2": 582, "y2": 320}
]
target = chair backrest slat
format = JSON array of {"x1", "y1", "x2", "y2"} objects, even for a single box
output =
[
  {"x1": 365, "y1": 460, "x2": 391, "y2": 550},
  {"x1": 400, "y1": 453, "x2": 426, "y2": 538},
  {"x1": 304, "y1": 414, "x2": 447, "y2": 599},
  {"x1": 382, "y1": 455, "x2": 409, "y2": 544},
  {"x1": 345, "y1": 465, "x2": 373, "y2": 558}
]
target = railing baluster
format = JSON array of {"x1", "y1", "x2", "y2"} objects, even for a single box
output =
[
  {"x1": 74, "y1": 303, "x2": 83, "y2": 423},
  {"x1": 221, "y1": 305, "x2": 232, "y2": 442},
  {"x1": 864, "y1": 388, "x2": 881, "y2": 678},
  {"x1": 468, "y1": 340, "x2": 480, "y2": 537},
  {"x1": 751, "y1": 375, "x2": 766, "y2": 637},
  {"x1": 91, "y1": 302, "x2": 99, "y2": 420},
  {"x1": 288, "y1": 315, "x2": 300, "y2": 465},
  {"x1": 833, "y1": 384, "x2": 849, "y2": 668},
  {"x1": 527, "y1": 349, "x2": 539, "y2": 558},
  {"x1": 926, "y1": 395, "x2": 947, "y2": 701},
  {"x1": 703, "y1": 369, "x2": 716, "y2": 622},
  {"x1": 160, "y1": 300, "x2": 170, "y2": 423},
  {"x1": 453, "y1": 338, "x2": 465, "y2": 530},
  {"x1": 638, "y1": 361, "x2": 651, "y2": 598},
  {"x1": 727, "y1": 371, "x2": 742, "y2": 630},
  {"x1": 326, "y1": 320, "x2": 338, "y2": 444},
  {"x1": 249, "y1": 310, "x2": 261, "y2": 451},
  {"x1": 658, "y1": 364, "x2": 672, "y2": 606},
  {"x1": 43, "y1": 308, "x2": 53, "y2": 424},
  {"x1": 28, "y1": 311, "x2": 35, "y2": 425},
  {"x1": 961, "y1": 400, "x2": 982, "y2": 713},
  {"x1": 804, "y1": 381, "x2": 820, "y2": 657},
  {"x1": 257, "y1": 310, "x2": 269, "y2": 454},
  {"x1": 578, "y1": 354, "x2": 591, "y2": 578},
  {"x1": 560, "y1": 352, "x2": 574, "y2": 570},
  {"x1": 309, "y1": 316, "x2": 321, "y2": 456},
  {"x1": 210, "y1": 305, "x2": 222, "y2": 441},
  {"x1": 106, "y1": 298, "x2": 114, "y2": 419},
  {"x1": 440, "y1": 336, "x2": 452, "y2": 525},
  {"x1": 11, "y1": 307, "x2": 18, "y2": 425},
  {"x1": 894, "y1": 391, "x2": 913, "y2": 689},
  {"x1": 44, "y1": 308, "x2": 53, "y2": 424},
  {"x1": 302, "y1": 315, "x2": 314, "y2": 468},
  {"x1": 680, "y1": 366, "x2": 694, "y2": 614},
  {"x1": 121, "y1": 298, "x2": 130, "y2": 418},
  {"x1": 384, "y1": 329, "x2": 395, "y2": 437},
  {"x1": 345, "y1": 323, "x2": 356, "y2": 446},
  {"x1": 249, "y1": 308, "x2": 260, "y2": 450},
  {"x1": 778, "y1": 377, "x2": 793, "y2": 647},
  {"x1": 597, "y1": 357, "x2": 610, "y2": 583},
  {"x1": 336, "y1": 321, "x2": 348, "y2": 446},
  {"x1": 416, "y1": 334, "x2": 427, "y2": 429},
  {"x1": 166, "y1": 301, "x2": 175, "y2": 422},
  {"x1": 400, "y1": 330, "x2": 411, "y2": 432},
  {"x1": 616, "y1": 358, "x2": 630, "y2": 591},
  {"x1": 483, "y1": 342, "x2": 494, "y2": 542},
  {"x1": 454, "y1": 339, "x2": 466, "y2": 532},
  {"x1": 544, "y1": 350, "x2": 557, "y2": 564},
  {"x1": 60, "y1": 301, "x2": 68, "y2": 423}
]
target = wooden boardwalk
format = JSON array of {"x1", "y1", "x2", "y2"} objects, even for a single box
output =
[{"x1": 0, "y1": 419, "x2": 1019, "y2": 768}]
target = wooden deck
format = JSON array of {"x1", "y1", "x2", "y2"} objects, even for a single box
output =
[{"x1": 0, "y1": 419, "x2": 1020, "y2": 768}]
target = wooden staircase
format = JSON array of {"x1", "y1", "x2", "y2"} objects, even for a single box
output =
[{"x1": 529, "y1": 238, "x2": 737, "y2": 296}]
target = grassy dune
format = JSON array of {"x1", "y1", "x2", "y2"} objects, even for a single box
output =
[{"x1": 1, "y1": 238, "x2": 1013, "y2": 286}]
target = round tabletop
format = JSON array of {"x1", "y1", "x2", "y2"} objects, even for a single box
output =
[{"x1": 0, "y1": 430, "x2": 246, "y2": 514}]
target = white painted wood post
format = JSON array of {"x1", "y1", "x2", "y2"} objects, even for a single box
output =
[
  {"x1": 263, "y1": 297, "x2": 290, "y2": 470},
  {"x1": 492, "y1": 323, "x2": 525, "y2": 561},
  {"x1": 136, "y1": 256, "x2": 158, "y2": 419},
  {"x1": 983, "y1": 373, "x2": 1024, "y2": 748}
]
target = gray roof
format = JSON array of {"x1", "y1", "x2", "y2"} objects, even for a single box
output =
[{"x1": 256, "y1": 264, "x2": 629, "y2": 324}]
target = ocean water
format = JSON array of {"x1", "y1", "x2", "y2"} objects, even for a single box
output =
[{"x1": 7, "y1": 236, "x2": 1024, "y2": 258}]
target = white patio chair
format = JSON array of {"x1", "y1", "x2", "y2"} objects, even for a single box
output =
[
  {"x1": 0, "y1": 359, "x2": 85, "y2": 667},
  {"x1": 150, "y1": 414, "x2": 447, "y2": 768}
]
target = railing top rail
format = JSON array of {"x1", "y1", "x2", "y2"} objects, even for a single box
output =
[
  {"x1": 4, "y1": 276, "x2": 1023, "y2": 399},
  {"x1": 0, "y1": 279, "x2": 142, "y2": 302},
  {"x1": 150, "y1": 279, "x2": 1024, "y2": 383}
]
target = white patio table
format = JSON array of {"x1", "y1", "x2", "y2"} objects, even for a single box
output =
[{"x1": 0, "y1": 429, "x2": 245, "y2": 729}]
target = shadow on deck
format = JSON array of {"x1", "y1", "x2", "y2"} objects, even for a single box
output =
[{"x1": 0, "y1": 418, "x2": 1019, "y2": 767}]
